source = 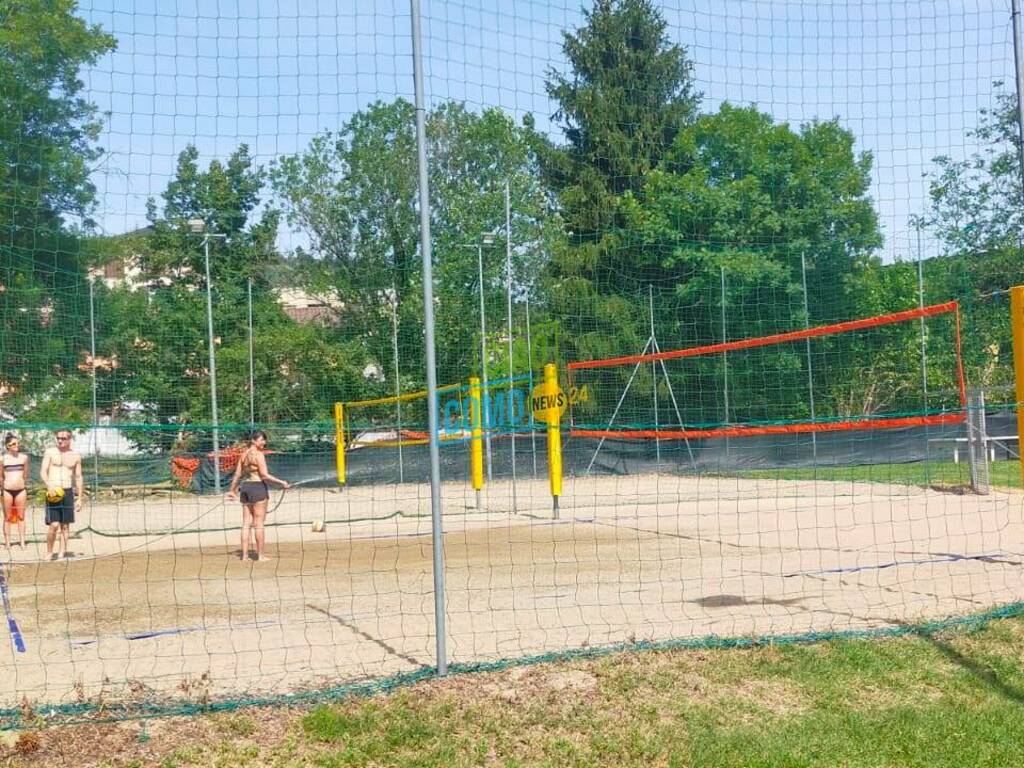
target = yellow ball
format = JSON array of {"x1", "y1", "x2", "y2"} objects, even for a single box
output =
[
  {"x1": 311, "y1": 519, "x2": 325, "y2": 533},
  {"x1": 46, "y1": 487, "x2": 65, "y2": 504}
]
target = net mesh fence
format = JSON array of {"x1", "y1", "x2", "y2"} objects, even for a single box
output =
[{"x1": 0, "y1": 0, "x2": 1023, "y2": 723}]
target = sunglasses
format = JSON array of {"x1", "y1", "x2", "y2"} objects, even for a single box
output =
[{"x1": 57, "y1": 436, "x2": 71, "y2": 442}]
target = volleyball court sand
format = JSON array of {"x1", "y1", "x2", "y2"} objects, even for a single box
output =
[{"x1": 0, "y1": 474, "x2": 1021, "y2": 709}]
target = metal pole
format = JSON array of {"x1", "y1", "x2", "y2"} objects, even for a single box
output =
[
  {"x1": 410, "y1": 0, "x2": 447, "y2": 676},
  {"x1": 916, "y1": 226, "x2": 928, "y2": 403},
  {"x1": 204, "y1": 235, "x2": 221, "y2": 493},
  {"x1": 585, "y1": 337, "x2": 653, "y2": 475},
  {"x1": 247, "y1": 277, "x2": 255, "y2": 427},
  {"x1": 505, "y1": 180, "x2": 517, "y2": 513},
  {"x1": 721, "y1": 267, "x2": 730, "y2": 460},
  {"x1": 649, "y1": 285, "x2": 660, "y2": 468},
  {"x1": 1011, "y1": 0, "x2": 1024, "y2": 203},
  {"x1": 89, "y1": 279, "x2": 99, "y2": 494},
  {"x1": 801, "y1": 253, "x2": 817, "y2": 463},
  {"x1": 526, "y1": 294, "x2": 537, "y2": 478},
  {"x1": 391, "y1": 288, "x2": 404, "y2": 483},
  {"x1": 478, "y1": 244, "x2": 493, "y2": 481}
]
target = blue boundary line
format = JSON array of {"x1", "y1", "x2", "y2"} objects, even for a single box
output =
[
  {"x1": 0, "y1": 563, "x2": 25, "y2": 653},
  {"x1": 783, "y1": 552, "x2": 1011, "y2": 578},
  {"x1": 70, "y1": 619, "x2": 277, "y2": 646}
]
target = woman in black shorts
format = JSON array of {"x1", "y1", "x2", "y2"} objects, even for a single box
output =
[{"x1": 227, "y1": 431, "x2": 289, "y2": 562}]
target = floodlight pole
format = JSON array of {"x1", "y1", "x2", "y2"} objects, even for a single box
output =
[
  {"x1": 505, "y1": 180, "x2": 517, "y2": 513},
  {"x1": 203, "y1": 233, "x2": 224, "y2": 493},
  {"x1": 478, "y1": 243, "x2": 493, "y2": 481},
  {"x1": 462, "y1": 239, "x2": 496, "y2": 481},
  {"x1": 189, "y1": 220, "x2": 226, "y2": 493},
  {"x1": 88, "y1": 279, "x2": 100, "y2": 494},
  {"x1": 801, "y1": 252, "x2": 818, "y2": 464},
  {"x1": 410, "y1": 0, "x2": 447, "y2": 677},
  {"x1": 391, "y1": 287, "x2": 404, "y2": 483}
]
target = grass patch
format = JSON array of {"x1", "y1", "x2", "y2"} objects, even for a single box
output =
[
  {"x1": 8, "y1": 615, "x2": 1024, "y2": 766},
  {"x1": 739, "y1": 459, "x2": 1022, "y2": 490}
]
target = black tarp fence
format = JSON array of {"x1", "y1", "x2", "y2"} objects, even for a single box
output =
[{"x1": 10, "y1": 411, "x2": 1017, "y2": 493}]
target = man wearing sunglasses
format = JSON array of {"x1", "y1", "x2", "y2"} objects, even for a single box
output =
[{"x1": 40, "y1": 429, "x2": 83, "y2": 561}]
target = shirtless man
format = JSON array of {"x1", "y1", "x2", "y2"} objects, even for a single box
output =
[{"x1": 40, "y1": 429, "x2": 83, "y2": 561}]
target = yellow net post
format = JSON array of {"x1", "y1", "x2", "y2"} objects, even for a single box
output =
[
  {"x1": 469, "y1": 377, "x2": 484, "y2": 509},
  {"x1": 543, "y1": 363, "x2": 563, "y2": 518},
  {"x1": 334, "y1": 402, "x2": 346, "y2": 486},
  {"x1": 1011, "y1": 286, "x2": 1024, "y2": 487}
]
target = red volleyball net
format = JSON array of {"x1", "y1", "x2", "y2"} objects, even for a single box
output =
[{"x1": 567, "y1": 302, "x2": 967, "y2": 442}]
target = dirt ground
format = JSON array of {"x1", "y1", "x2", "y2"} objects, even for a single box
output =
[{"x1": 0, "y1": 473, "x2": 1021, "y2": 711}]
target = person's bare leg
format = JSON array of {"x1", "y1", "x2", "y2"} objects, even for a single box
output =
[
  {"x1": 17, "y1": 513, "x2": 25, "y2": 549},
  {"x1": 59, "y1": 524, "x2": 70, "y2": 557},
  {"x1": 253, "y1": 500, "x2": 269, "y2": 561},
  {"x1": 2, "y1": 493, "x2": 10, "y2": 551},
  {"x1": 240, "y1": 505, "x2": 253, "y2": 561},
  {"x1": 46, "y1": 523, "x2": 58, "y2": 559}
]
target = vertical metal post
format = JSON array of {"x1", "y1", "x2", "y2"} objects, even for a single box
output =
[
  {"x1": 801, "y1": 253, "x2": 817, "y2": 462},
  {"x1": 649, "y1": 285, "x2": 660, "y2": 468},
  {"x1": 247, "y1": 277, "x2": 255, "y2": 426},
  {"x1": 88, "y1": 279, "x2": 100, "y2": 494},
  {"x1": 916, "y1": 226, "x2": 928, "y2": 402},
  {"x1": 1011, "y1": 0, "x2": 1024, "y2": 203},
  {"x1": 477, "y1": 243, "x2": 493, "y2": 481},
  {"x1": 526, "y1": 294, "x2": 537, "y2": 477},
  {"x1": 410, "y1": 0, "x2": 446, "y2": 676},
  {"x1": 721, "y1": 267, "x2": 730, "y2": 459},
  {"x1": 505, "y1": 180, "x2": 517, "y2": 513},
  {"x1": 391, "y1": 288, "x2": 404, "y2": 483},
  {"x1": 916, "y1": 226, "x2": 932, "y2": 480},
  {"x1": 204, "y1": 236, "x2": 221, "y2": 493}
]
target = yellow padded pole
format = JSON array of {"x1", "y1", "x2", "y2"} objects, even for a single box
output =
[
  {"x1": 1011, "y1": 286, "x2": 1024, "y2": 486},
  {"x1": 334, "y1": 402, "x2": 346, "y2": 486},
  {"x1": 469, "y1": 377, "x2": 484, "y2": 508},
  {"x1": 544, "y1": 363, "x2": 563, "y2": 516}
]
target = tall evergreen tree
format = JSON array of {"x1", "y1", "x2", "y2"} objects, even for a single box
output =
[{"x1": 543, "y1": 0, "x2": 700, "y2": 283}]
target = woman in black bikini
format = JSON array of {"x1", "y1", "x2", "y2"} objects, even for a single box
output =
[
  {"x1": 227, "y1": 430, "x2": 289, "y2": 562},
  {"x1": 1, "y1": 433, "x2": 29, "y2": 551}
]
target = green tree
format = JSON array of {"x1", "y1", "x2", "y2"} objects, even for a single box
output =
[
  {"x1": 916, "y1": 84, "x2": 1024, "y2": 401},
  {"x1": 0, "y1": 0, "x2": 114, "y2": 417},
  {"x1": 0, "y1": 0, "x2": 115, "y2": 252},
  {"x1": 272, "y1": 100, "x2": 561, "y2": 395},
  {"x1": 577, "y1": 104, "x2": 889, "y2": 426},
  {"x1": 89, "y1": 146, "x2": 367, "y2": 449},
  {"x1": 541, "y1": 0, "x2": 699, "y2": 311}
]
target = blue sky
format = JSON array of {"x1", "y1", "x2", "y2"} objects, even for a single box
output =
[{"x1": 80, "y1": 0, "x2": 1016, "y2": 262}]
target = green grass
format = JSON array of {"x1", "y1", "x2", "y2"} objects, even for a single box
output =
[
  {"x1": 289, "y1": 616, "x2": 1024, "y2": 768},
  {"x1": 739, "y1": 459, "x2": 1022, "y2": 490},
  {"x1": 13, "y1": 615, "x2": 1024, "y2": 766}
]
